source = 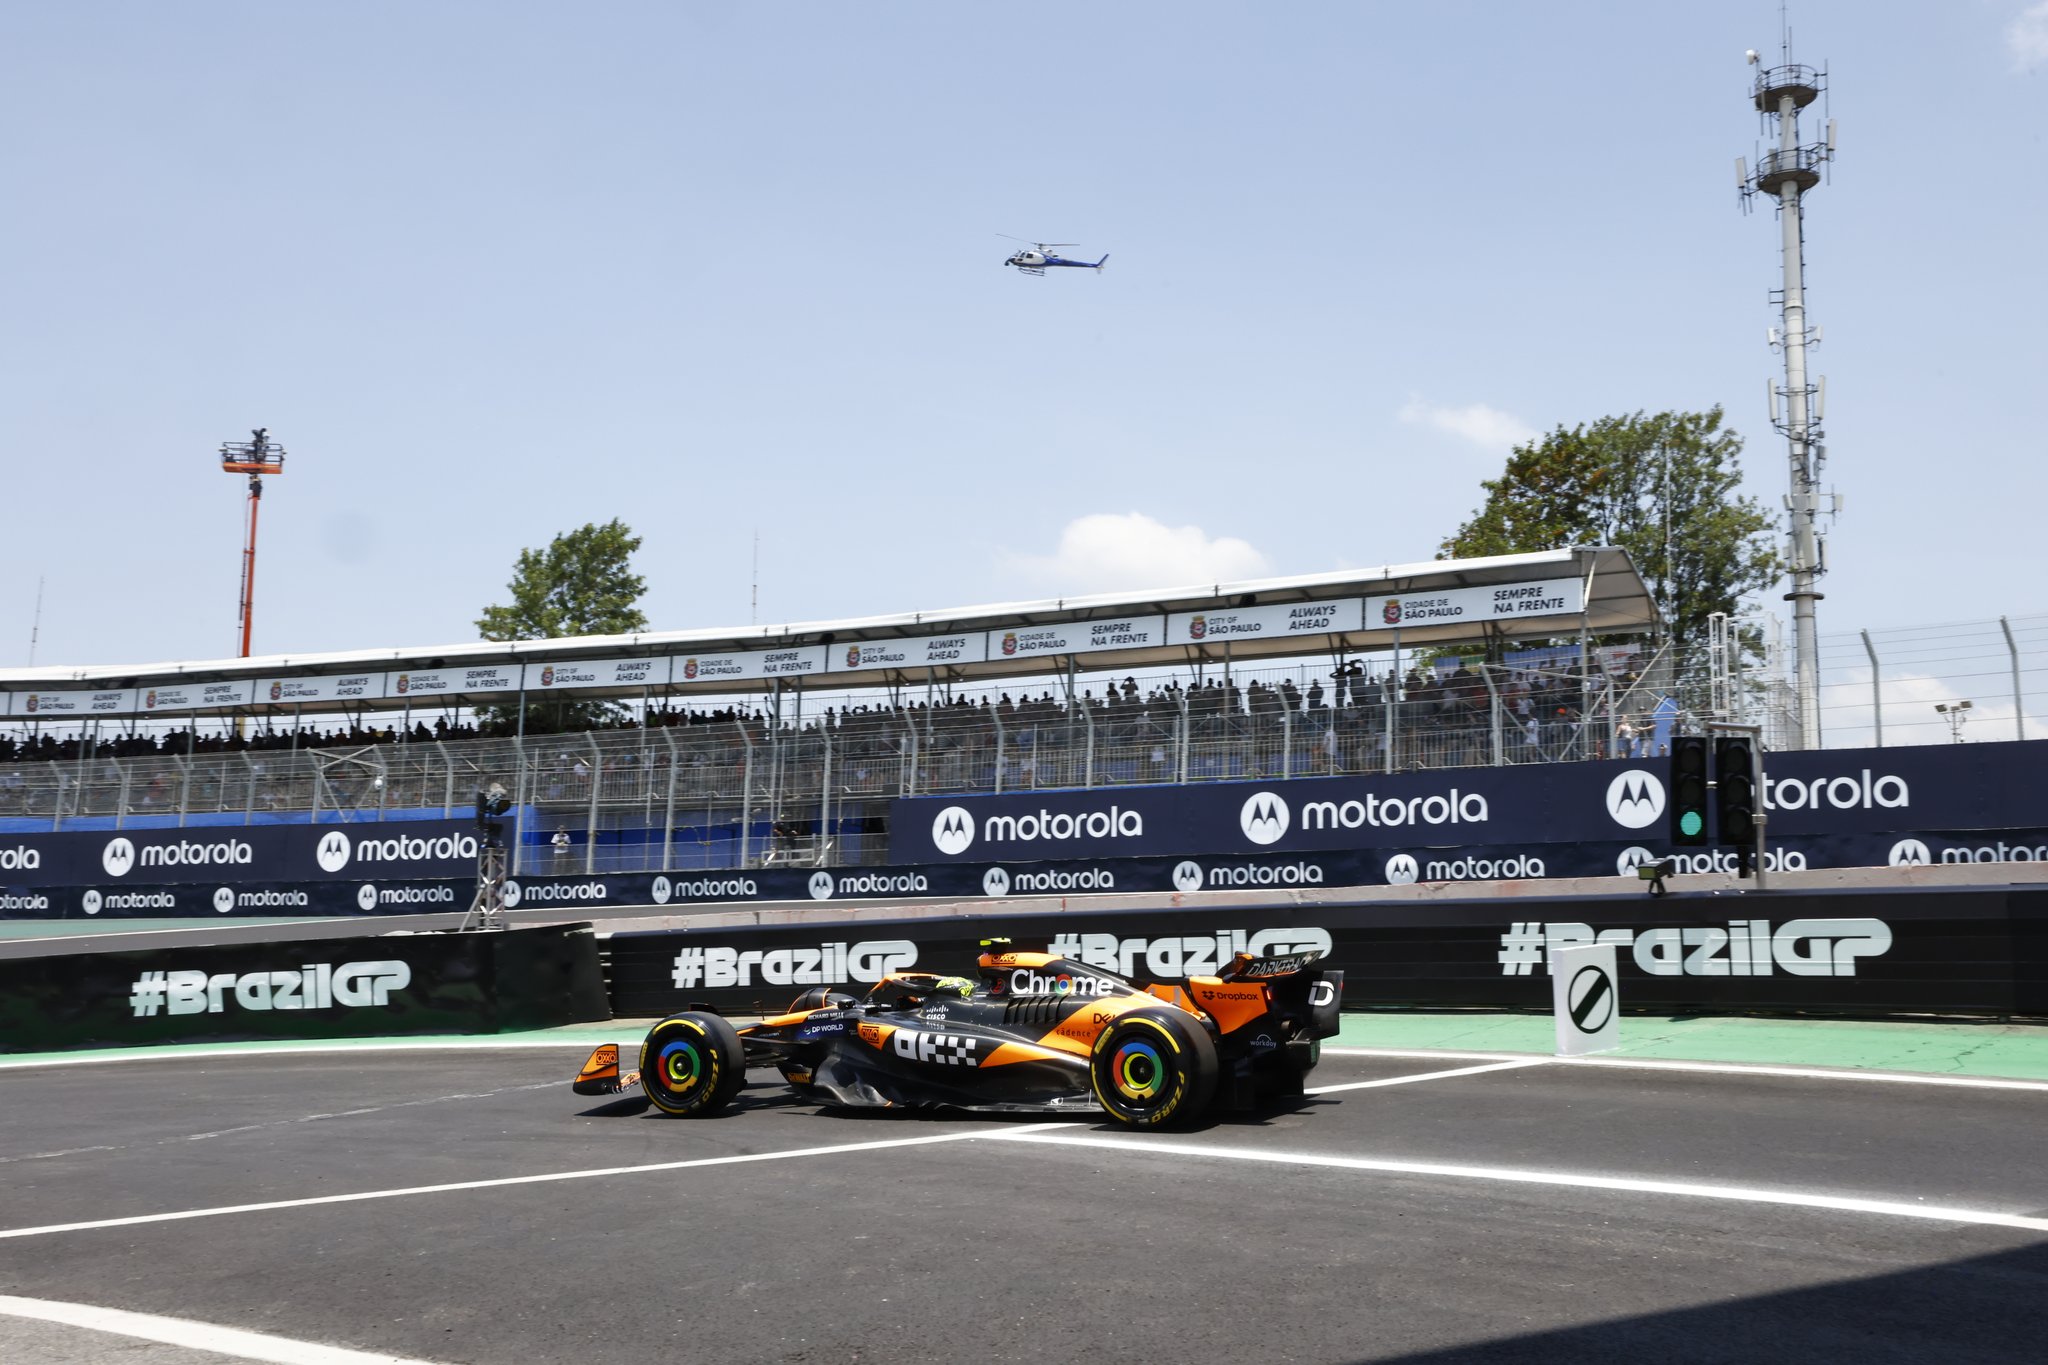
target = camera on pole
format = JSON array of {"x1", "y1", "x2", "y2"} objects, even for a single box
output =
[{"x1": 462, "y1": 782, "x2": 514, "y2": 931}]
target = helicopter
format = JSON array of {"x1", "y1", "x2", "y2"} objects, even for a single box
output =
[{"x1": 1001, "y1": 235, "x2": 1109, "y2": 276}]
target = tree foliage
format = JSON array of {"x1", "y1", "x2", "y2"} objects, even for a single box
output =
[
  {"x1": 475, "y1": 520, "x2": 649, "y2": 734},
  {"x1": 1439, "y1": 408, "x2": 1778, "y2": 651}
]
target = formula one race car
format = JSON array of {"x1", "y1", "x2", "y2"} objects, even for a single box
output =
[{"x1": 574, "y1": 940, "x2": 1343, "y2": 1127}]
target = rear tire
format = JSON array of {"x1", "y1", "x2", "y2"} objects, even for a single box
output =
[
  {"x1": 1089, "y1": 1009, "x2": 1217, "y2": 1128},
  {"x1": 641, "y1": 1012, "x2": 746, "y2": 1116}
]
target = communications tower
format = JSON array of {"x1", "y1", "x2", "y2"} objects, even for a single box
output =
[
  {"x1": 1739, "y1": 30, "x2": 1837, "y2": 750},
  {"x1": 219, "y1": 427, "x2": 285, "y2": 657}
]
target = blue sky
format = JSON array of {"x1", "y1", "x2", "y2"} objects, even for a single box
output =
[{"x1": 2, "y1": 1, "x2": 2043, "y2": 670}]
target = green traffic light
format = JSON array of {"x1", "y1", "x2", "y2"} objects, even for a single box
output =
[{"x1": 1680, "y1": 811, "x2": 1704, "y2": 837}]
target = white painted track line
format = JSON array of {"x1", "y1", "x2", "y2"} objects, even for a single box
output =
[
  {"x1": 0, "y1": 1037, "x2": 607, "y2": 1071},
  {"x1": 1324, "y1": 1047, "x2": 2048, "y2": 1093},
  {"x1": 985, "y1": 1130, "x2": 2048, "y2": 1234},
  {"x1": 1306, "y1": 1058, "x2": 1548, "y2": 1094},
  {"x1": 0, "y1": 1292, "x2": 442, "y2": 1364},
  {"x1": 0, "y1": 1123, "x2": 1069, "y2": 1242}
]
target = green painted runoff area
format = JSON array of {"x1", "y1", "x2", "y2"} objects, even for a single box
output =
[{"x1": 5, "y1": 1010, "x2": 2046, "y2": 1082}]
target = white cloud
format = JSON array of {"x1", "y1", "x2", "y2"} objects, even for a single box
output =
[
  {"x1": 1398, "y1": 396, "x2": 1537, "y2": 451},
  {"x1": 1001, "y1": 512, "x2": 1273, "y2": 596},
  {"x1": 2011, "y1": 3, "x2": 2048, "y2": 69}
]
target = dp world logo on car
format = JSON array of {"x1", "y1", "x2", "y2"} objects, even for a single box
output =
[
  {"x1": 315, "y1": 830, "x2": 352, "y2": 873},
  {"x1": 1240, "y1": 792, "x2": 1290, "y2": 846},
  {"x1": 932, "y1": 807, "x2": 975, "y2": 855},
  {"x1": 1606, "y1": 771, "x2": 1666, "y2": 829}
]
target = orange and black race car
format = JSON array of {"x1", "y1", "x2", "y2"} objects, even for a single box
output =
[{"x1": 574, "y1": 940, "x2": 1343, "y2": 1127}]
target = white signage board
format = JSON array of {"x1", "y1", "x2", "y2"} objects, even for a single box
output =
[
  {"x1": 1366, "y1": 579, "x2": 1584, "y2": 630},
  {"x1": 672, "y1": 645, "x2": 831, "y2": 684},
  {"x1": 11, "y1": 688, "x2": 138, "y2": 717},
  {"x1": 259, "y1": 672, "x2": 385, "y2": 705},
  {"x1": 1551, "y1": 942, "x2": 1620, "y2": 1057},
  {"x1": 1167, "y1": 598, "x2": 1362, "y2": 645},
  {"x1": 523, "y1": 657, "x2": 669, "y2": 692},
  {"x1": 141, "y1": 680, "x2": 258, "y2": 712},
  {"x1": 836, "y1": 632, "x2": 990, "y2": 672},
  {"x1": 988, "y1": 615, "x2": 1168, "y2": 661},
  {"x1": 383, "y1": 665, "x2": 521, "y2": 699}
]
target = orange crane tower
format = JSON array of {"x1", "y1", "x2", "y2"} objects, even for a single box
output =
[{"x1": 218, "y1": 428, "x2": 285, "y2": 657}]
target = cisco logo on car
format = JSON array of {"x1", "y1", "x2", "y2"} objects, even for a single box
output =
[{"x1": 1240, "y1": 792, "x2": 1290, "y2": 846}]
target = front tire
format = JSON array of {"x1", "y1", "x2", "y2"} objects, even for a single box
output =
[
  {"x1": 1089, "y1": 1009, "x2": 1217, "y2": 1127},
  {"x1": 641, "y1": 1012, "x2": 746, "y2": 1116}
]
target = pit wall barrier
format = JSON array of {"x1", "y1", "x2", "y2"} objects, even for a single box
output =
[
  {"x1": 0, "y1": 924, "x2": 608, "y2": 1053},
  {"x1": 604, "y1": 888, "x2": 2048, "y2": 1019}
]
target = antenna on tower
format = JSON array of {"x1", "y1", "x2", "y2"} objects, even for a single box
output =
[
  {"x1": 751, "y1": 529, "x2": 759, "y2": 626},
  {"x1": 1737, "y1": 16, "x2": 1836, "y2": 751},
  {"x1": 28, "y1": 576, "x2": 44, "y2": 665}
]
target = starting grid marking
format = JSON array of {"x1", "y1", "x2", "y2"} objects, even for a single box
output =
[{"x1": 0, "y1": 1292, "x2": 444, "y2": 1365}]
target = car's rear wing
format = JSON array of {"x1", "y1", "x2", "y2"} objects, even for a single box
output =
[{"x1": 1218, "y1": 950, "x2": 1343, "y2": 1039}]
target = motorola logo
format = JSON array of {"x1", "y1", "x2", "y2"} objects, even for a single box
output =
[
  {"x1": 102, "y1": 837, "x2": 136, "y2": 878},
  {"x1": 212, "y1": 886, "x2": 235, "y2": 913},
  {"x1": 502, "y1": 879, "x2": 523, "y2": 908},
  {"x1": 83, "y1": 889, "x2": 103, "y2": 914},
  {"x1": 1616, "y1": 846, "x2": 1658, "y2": 876},
  {"x1": 982, "y1": 866, "x2": 1011, "y2": 897},
  {"x1": 1888, "y1": 838, "x2": 1932, "y2": 868},
  {"x1": 1239, "y1": 792, "x2": 1291, "y2": 846},
  {"x1": 1172, "y1": 860, "x2": 1204, "y2": 893},
  {"x1": 1384, "y1": 853, "x2": 1419, "y2": 885},
  {"x1": 809, "y1": 870, "x2": 836, "y2": 900},
  {"x1": 1605, "y1": 771, "x2": 1666, "y2": 829},
  {"x1": 932, "y1": 807, "x2": 976, "y2": 856},
  {"x1": 315, "y1": 830, "x2": 352, "y2": 873},
  {"x1": 651, "y1": 875, "x2": 673, "y2": 905},
  {"x1": 357, "y1": 883, "x2": 378, "y2": 911}
]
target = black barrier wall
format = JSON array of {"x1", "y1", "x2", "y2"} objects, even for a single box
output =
[
  {"x1": 889, "y1": 741, "x2": 2048, "y2": 863},
  {"x1": 604, "y1": 889, "x2": 2048, "y2": 1019},
  {"x1": 0, "y1": 924, "x2": 609, "y2": 1052}
]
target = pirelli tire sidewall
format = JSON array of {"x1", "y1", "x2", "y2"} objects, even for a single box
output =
[
  {"x1": 640, "y1": 1012, "x2": 746, "y2": 1116},
  {"x1": 1089, "y1": 1008, "x2": 1219, "y2": 1128}
]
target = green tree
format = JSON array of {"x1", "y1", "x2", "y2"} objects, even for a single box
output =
[
  {"x1": 475, "y1": 519, "x2": 649, "y2": 735},
  {"x1": 1439, "y1": 408, "x2": 1779, "y2": 652}
]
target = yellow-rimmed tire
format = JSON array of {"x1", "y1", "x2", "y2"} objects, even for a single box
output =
[
  {"x1": 1089, "y1": 1008, "x2": 1217, "y2": 1128},
  {"x1": 640, "y1": 1012, "x2": 746, "y2": 1117}
]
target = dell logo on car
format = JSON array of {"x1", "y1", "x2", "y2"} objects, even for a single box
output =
[
  {"x1": 1240, "y1": 792, "x2": 1290, "y2": 846},
  {"x1": 1605, "y1": 771, "x2": 1666, "y2": 829},
  {"x1": 932, "y1": 807, "x2": 975, "y2": 855}
]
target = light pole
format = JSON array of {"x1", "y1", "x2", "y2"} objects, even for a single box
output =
[{"x1": 1935, "y1": 700, "x2": 1972, "y2": 744}]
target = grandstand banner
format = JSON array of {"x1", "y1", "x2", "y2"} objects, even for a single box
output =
[
  {"x1": 385, "y1": 665, "x2": 520, "y2": 698},
  {"x1": 990, "y1": 616, "x2": 1167, "y2": 661},
  {"x1": 523, "y1": 658, "x2": 669, "y2": 692},
  {"x1": 602, "y1": 887, "x2": 2048, "y2": 1017},
  {"x1": 890, "y1": 740, "x2": 2048, "y2": 862},
  {"x1": 1365, "y1": 579, "x2": 1583, "y2": 629},
  {"x1": 0, "y1": 923, "x2": 607, "y2": 1052},
  {"x1": 259, "y1": 671, "x2": 384, "y2": 705},
  {"x1": 1168, "y1": 599, "x2": 1363, "y2": 645},
  {"x1": 8, "y1": 688, "x2": 137, "y2": 717},
  {"x1": 674, "y1": 645, "x2": 830, "y2": 683},
  {"x1": 0, "y1": 819, "x2": 480, "y2": 890},
  {"x1": 836, "y1": 633, "x2": 990, "y2": 672},
  {"x1": 141, "y1": 680, "x2": 257, "y2": 713}
]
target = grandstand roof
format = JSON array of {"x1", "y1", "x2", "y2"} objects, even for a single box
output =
[{"x1": 0, "y1": 546, "x2": 1656, "y2": 719}]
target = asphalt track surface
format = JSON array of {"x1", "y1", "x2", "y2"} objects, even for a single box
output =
[{"x1": 2, "y1": 1045, "x2": 2045, "y2": 1364}]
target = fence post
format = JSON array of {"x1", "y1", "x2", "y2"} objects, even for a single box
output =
[
  {"x1": 1176, "y1": 689, "x2": 1190, "y2": 784},
  {"x1": 1281, "y1": 705, "x2": 1293, "y2": 781},
  {"x1": 736, "y1": 719, "x2": 755, "y2": 869},
  {"x1": 115, "y1": 757, "x2": 132, "y2": 830},
  {"x1": 1861, "y1": 629, "x2": 1882, "y2": 748},
  {"x1": 1083, "y1": 702, "x2": 1095, "y2": 788},
  {"x1": 2001, "y1": 616, "x2": 2024, "y2": 740},
  {"x1": 434, "y1": 739, "x2": 453, "y2": 816},
  {"x1": 660, "y1": 726, "x2": 678, "y2": 874},
  {"x1": 1382, "y1": 670, "x2": 1396, "y2": 775},
  {"x1": 175, "y1": 754, "x2": 191, "y2": 828},
  {"x1": 242, "y1": 752, "x2": 259, "y2": 823},
  {"x1": 991, "y1": 704, "x2": 1006, "y2": 794},
  {"x1": 584, "y1": 733, "x2": 602, "y2": 875},
  {"x1": 1482, "y1": 664, "x2": 1504, "y2": 765},
  {"x1": 374, "y1": 748, "x2": 390, "y2": 823},
  {"x1": 817, "y1": 727, "x2": 833, "y2": 867},
  {"x1": 509, "y1": 736, "x2": 528, "y2": 875}
]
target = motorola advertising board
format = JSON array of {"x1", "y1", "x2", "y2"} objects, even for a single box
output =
[
  {"x1": 890, "y1": 741, "x2": 2048, "y2": 864},
  {"x1": 0, "y1": 819, "x2": 479, "y2": 889},
  {"x1": 606, "y1": 886, "x2": 2048, "y2": 1018}
]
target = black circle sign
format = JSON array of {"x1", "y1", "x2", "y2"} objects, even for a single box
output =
[{"x1": 1568, "y1": 964, "x2": 1614, "y2": 1033}]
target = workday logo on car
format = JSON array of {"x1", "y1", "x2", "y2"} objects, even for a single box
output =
[
  {"x1": 1605, "y1": 771, "x2": 1666, "y2": 829},
  {"x1": 932, "y1": 807, "x2": 975, "y2": 856},
  {"x1": 1239, "y1": 792, "x2": 1290, "y2": 846}
]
